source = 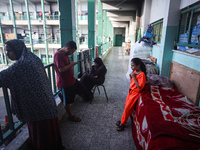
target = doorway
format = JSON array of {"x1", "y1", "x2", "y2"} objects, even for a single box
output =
[{"x1": 115, "y1": 34, "x2": 122, "y2": 46}]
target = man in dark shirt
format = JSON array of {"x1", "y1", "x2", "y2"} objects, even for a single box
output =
[{"x1": 54, "y1": 41, "x2": 89, "y2": 122}]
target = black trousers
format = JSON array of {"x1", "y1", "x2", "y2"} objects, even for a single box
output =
[
  {"x1": 62, "y1": 80, "x2": 90, "y2": 104},
  {"x1": 80, "y1": 74, "x2": 104, "y2": 94}
]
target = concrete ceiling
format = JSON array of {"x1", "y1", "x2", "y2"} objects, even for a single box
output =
[{"x1": 100, "y1": 0, "x2": 143, "y2": 28}]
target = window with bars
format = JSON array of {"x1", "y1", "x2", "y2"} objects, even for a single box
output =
[
  {"x1": 153, "y1": 20, "x2": 163, "y2": 43},
  {"x1": 176, "y1": 3, "x2": 200, "y2": 52}
]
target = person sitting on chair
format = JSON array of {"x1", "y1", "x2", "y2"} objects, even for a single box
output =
[{"x1": 80, "y1": 57, "x2": 107, "y2": 98}]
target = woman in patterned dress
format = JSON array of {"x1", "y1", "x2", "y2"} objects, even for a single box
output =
[{"x1": 0, "y1": 39, "x2": 65, "y2": 150}]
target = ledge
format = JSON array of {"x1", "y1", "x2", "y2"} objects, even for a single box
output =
[
  {"x1": 153, "y1": 43, "x2": 161, "y2": 48},
  {"x1": 172, "y1": 49, "x2": 200, "y2": 59}
]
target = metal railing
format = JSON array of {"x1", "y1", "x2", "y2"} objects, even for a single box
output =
[
  {"x1": 0, "y1": 14, "x2": 59, "y2": 21},
  {"x1": 3, "y1": 39, "x2": 61, "y2": 45},
  {"x1": 0, "y1": 63, "x2": 60, "y2": 146},
  {"x1": 0, "y1": 87, "x2": 24, "y2": 146},
  {"x1": 77, "y1": 13, "x2": 98, "y2": 20}
]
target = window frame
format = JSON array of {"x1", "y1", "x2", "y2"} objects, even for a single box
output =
[
  {"x1": 152, "y1": 19, "x2": 163, "y2": 43},
  {"x1": 176, "y1": 3, "x2": 200, "y2": 48}
]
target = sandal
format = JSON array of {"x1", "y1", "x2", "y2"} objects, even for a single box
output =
[
  {"x1": 116, "y1": 121, "x2": 121, "y2": 126},
  {"x1": 116, "y1": 123, "x2": 125, "y2": 131},
  {"x1": 68, "y1": 115, "x2": 81, "y2": 122}
]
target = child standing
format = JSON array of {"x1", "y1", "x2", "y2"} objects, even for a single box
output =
[{"x1": 116, "y1": 58, "x2": 146, "y2": 131}]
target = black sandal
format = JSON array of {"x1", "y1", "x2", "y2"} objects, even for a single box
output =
[
  {"x1": 116, "y1": 124, "x2": 124, "y2": 131},
  {"x1": 68, "y1": 115, "x2": 81, "y2": 122},
  {"x1": 116, "y1": 121, "x2": 121, "y2": 126}
]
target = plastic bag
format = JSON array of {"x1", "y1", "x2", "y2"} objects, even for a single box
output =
[{"x1": 126, "y1": 41, "x2": 152, "y2": 80}]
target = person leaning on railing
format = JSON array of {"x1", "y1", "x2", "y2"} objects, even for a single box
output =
[{"x1": 0, "y1": 39, "x2": 66, "y2": 150}]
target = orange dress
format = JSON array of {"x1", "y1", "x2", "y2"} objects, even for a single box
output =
[{"x1": 121, "y1": 71, "x2": 146, "y2": 124}]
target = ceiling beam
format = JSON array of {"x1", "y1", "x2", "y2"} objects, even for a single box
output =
[
  {"x1": 13, "y1": 0, "x2": 23, "y2": 4},
  {"x1": 107, "y1": 11, "x2": 135, "y2": 17},
  {"x1": 102, "y1": 2, "x2": 140, "y2": 11}
]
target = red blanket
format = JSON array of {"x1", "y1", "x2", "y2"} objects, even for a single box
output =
[{"x1": 131, "y1": 85, "x2": 200, "y2": 150}]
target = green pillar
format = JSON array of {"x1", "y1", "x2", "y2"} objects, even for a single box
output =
[
  {"x1": 58, "y1": 0, "x2": 78, "y2": 77},
  {"x1": 103, "y1": 10, "x2": 107, "y2": 53},
  {"x1": 98, "y1": 0, "x2": 103, "y2": 57},
  {"x1": 110, "y1": 20, "x2": 112, "y2": 47},
  {"x1": 58, "y1": 0, "x2": 73, "y2": 47},
  {"x1": 75, "y1": 0, "x2": 79, "y2": 50},
  {"x1": 25, "y1": 0, "x2": 34, "y2": 53},
  {"x1": 109, "y1": 20, "x2": 111, "y2": 46},
  {"x1": 73, "y1": 0, "x2": 78, "y2": 78},
  {"x1": 88, "y1": 0, "x2": 95, "y2": 60},
  {"x1": 108, "y1": 19, "x2": 111, "y2": 48},
  {"x1": 106, "y1": 16, "x2": 109, "y2": 49},
  {"x1": 9, "y1": 0, "x2": 17, "y2": 39},
  {"x1": 111, "y1": 23, "x2": 113, "y2": 46},
  {"x1": 0, "y1": 21, "x2": 8, "y2": 65},
  {"x1": 41, "y1": 0, "x2": 49, "y2": 64}
]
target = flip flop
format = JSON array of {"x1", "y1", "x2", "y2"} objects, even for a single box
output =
[{"x1": 68, "y1": 115, "x2": 81, "y2": 122}]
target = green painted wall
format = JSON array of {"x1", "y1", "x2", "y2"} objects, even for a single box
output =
[
  {"x1": 151, "y1": 26, "x2": 177, "y2": 77},
  {"x1": 172, "y1": 52, "x2": 200, "y2": 72}
]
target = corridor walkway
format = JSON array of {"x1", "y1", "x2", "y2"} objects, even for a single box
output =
[{"x1": 60, "y1": 47, "x2": 137, "y2": 150}]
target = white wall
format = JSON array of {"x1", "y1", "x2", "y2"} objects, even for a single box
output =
[
  {"x1": 78, "y1": 25, "x2": 88, "y2": 35},
  {"x1": 28, "y1": 3, "x2": 37, "y2": 12},
  {"x1": 149, "y1": 0, "x2": 166, "y2": 23},
  {"x1": 149, "y1": 0, "x2": 200, "y2": 24},
  {"x1": 114, "y1": 28, "x2": 125, "y2": 36},
  {"x1": 79, "y1": 1, "x2": 87, "y2": 11},
  {"x1": 140, "y1": 0, "x2": 151, "y2": 33},
  {"x1": 0, "y1": 4, "x2": 9, "y2": 12},
  {"x1": 51, "y1": 3, "x2": 58, "y2": 12},
  {"x1": 0, "y1": 3, "x2": 51, "y2": 13},
  {"x1": 180, "y1": 0, "x2": 199, "y2": 9},
  {"x1": 39, "y1": 49, "x2": 55, "y2": 55},
  {"x1": 35, "y1": 4, "x2": 50, "y2": 12}
]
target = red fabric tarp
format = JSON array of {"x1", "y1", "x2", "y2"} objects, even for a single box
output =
[{"x1": 131, "y1": 84, "x2": 200, "y2": 150}]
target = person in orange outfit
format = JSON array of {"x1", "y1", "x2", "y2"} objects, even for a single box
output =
[{"x1": 116, "y1": 57, "x2": 146, "y2": 131}]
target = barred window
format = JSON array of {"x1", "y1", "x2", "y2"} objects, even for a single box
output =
[
  {"x1": 176, "y1": 3, "x2": 200, "y2": 54},
  {"x1": 153, "y1": 20, "x2": 163, "y2": 43}
]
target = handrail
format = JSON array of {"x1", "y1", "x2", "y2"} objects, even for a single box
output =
[
  {"x1": 44, "y1": 63, "x2": 60, "y2": 95},
  {"x1": 0, "y1": 63, "x2": 60, "y2": 146},
  {"x1": 0, "y1": 87, "x2": 25, "y2": 146},
  {"x1": 0, "y1": 14, "x2": 60, "y2": 21}
]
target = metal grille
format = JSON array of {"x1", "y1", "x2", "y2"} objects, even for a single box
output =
[
  {"x1": 153, "y1": 20, "x2": 163, "y2": 43},
  {"x1": 177, "y1": 4, "x2": 200, "y2": 49}
]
